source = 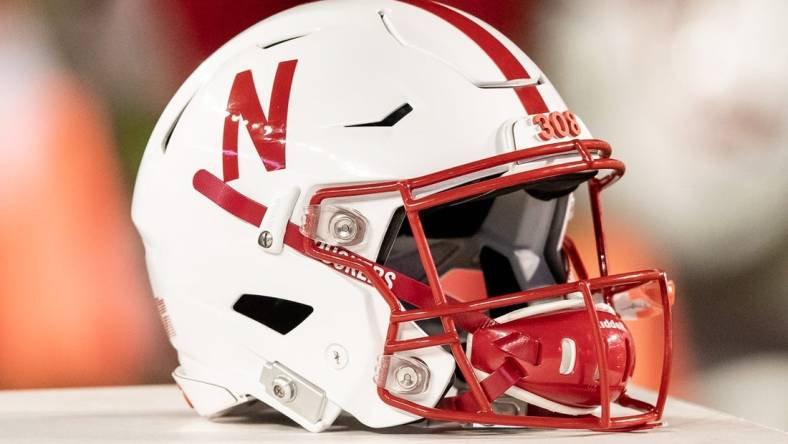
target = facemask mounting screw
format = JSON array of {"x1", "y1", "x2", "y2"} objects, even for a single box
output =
[
  {"x1": 258, "y1": 230, "x2": 274, "y2": 249},
  {"x1": 271, "y1": 375, "x2": 296, "y2": 402},
  {"x1": 394, "y1": 364, "x2": 419, "y2": 391},
  {"x1": 329, "y1": 214, "x2": 358, "y2": 243}
]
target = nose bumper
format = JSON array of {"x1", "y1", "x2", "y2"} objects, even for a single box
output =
[{"x1": 467, "y1": 299, "x2": 635, "y2": 411}]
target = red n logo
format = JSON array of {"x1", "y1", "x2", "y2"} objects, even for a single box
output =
[{"x1": 222, "y1": 60, "x2": 298, "y2": 181}]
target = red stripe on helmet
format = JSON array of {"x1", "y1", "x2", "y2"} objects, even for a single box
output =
[
  {"x1": 399, "y1": 0, "x2": 549, "y2": 115},
  {"x1": 193, "y1": 169, "x2": 266, "y2": 226}
]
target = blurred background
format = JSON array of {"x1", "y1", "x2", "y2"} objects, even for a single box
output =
[{"x1": 0, "y1": 0, "x2": 786, "y2": 431}]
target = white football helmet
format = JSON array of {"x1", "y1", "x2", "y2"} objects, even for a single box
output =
[{"x1": 133, "y1": 0, "x2": 674, "y2": 432}]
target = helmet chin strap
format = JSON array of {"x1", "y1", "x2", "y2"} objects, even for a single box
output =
[{"x1": 440, "y1": 357, "x2": 528, "y2": 413}]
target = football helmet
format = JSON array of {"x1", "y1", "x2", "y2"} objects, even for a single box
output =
[{"x1": 133, "y1": 0, "x2": 674, "y2": 432}]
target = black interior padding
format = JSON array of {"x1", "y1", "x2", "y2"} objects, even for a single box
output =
[
  {"x1": 401, "y1": 196, "x2": 496, "y2": 238},
  {"x1": 232, "y1": 294, "x2": 313, "y2": 335},
  {"x1": 544, "y1": 195, "x2": 570, "y2": 283},
  {"x1": 377, "y1": 172, "x2": 596, "y2": 304},
  {"x1": 479, "y1": 246, "x2": 525, "y2": 319},
  {"x1": 379, "y1": 172, "x2": 594, "y2": 255},
  {"x1": 525, "y1": 172, "x2": 596, "y2": 201},
  {"x1": 376, "y1": 207, "x2": 407, "y2": 265}
]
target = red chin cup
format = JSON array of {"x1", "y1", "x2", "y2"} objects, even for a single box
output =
[{"x1": 468, "y1": 302, "x2": 635, "y2": 411}]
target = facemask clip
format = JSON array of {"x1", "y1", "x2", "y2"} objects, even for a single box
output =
[
  {"x1": 374, "y1": 355, "x2": 430, "y2": 395},
  {"x1": 301, "y1": 205, "x2": 368, "y2": 247}
]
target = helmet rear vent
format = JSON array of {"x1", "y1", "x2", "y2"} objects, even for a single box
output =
[
  {"x1": 233, "y1": 294, "x2": 313, "y2": 335},
  {"x1": 259, "y1": 34, "x2": 306, "y2": 50}
]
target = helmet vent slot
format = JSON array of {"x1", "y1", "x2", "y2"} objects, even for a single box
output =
[
  {"x1": 233, "y1": 294, "x2": 313, "y2": 335},
  {"x1": 161, "y1": 96, "x2": 192, "y2": 153},
  {"x1": 378, "y1": 10, "x2": 408, "y2": 46},
  {"x1": 345, "y1": 103, "x2": 413, "y2": 127},
  {"x1": 259, "y1": 34, "x2": 306, "y2": 50}
]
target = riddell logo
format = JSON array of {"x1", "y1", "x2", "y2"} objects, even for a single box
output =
[{"x1": 599, "y1": 319, "x2": 627, "y2": 331}]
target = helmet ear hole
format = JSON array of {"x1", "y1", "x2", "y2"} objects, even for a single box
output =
[{"x1": 232, "y1": 294, "x2": 313, "y2": 335}]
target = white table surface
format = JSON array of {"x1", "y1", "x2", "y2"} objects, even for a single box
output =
[{"x1": 0, "y1": 384, "x2": 784, "y2": 443}]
